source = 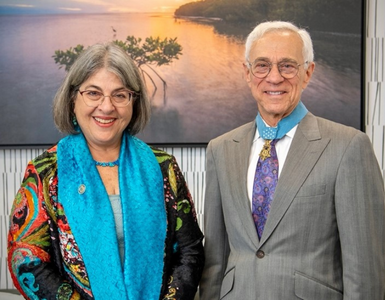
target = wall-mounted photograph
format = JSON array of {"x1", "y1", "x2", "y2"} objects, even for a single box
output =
[{"x1": 0, "y1": 0, "x2": 363, "y2": 146}]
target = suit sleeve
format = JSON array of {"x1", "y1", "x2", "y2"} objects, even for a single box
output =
[
  {"x1": 162, "y1": 156, "x2": 205, "y2": 300},
  {"x1": 335, "y1": 131, "x2": 385, "y2": 299},
  {"x1": 199, "y1": 141, "x2": 230, "y2": 300},
  {"x1": 7, "y1": 162, "x2": 84, "y2": 300}
]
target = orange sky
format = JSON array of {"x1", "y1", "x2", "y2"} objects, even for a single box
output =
[
  {"x1": 2, "y1": 0, "x2": 196, "y2": 14},
  {"x1": 106, "y1": 0, "x2": 194, "y2": 13}
]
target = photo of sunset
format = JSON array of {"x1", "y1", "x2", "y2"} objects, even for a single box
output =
[{"x1": 0, "y1": 0, "x2": 362, "y2": 145}]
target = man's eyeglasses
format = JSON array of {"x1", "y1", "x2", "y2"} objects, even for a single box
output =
[
  {"x1": 78, "y1": 89, "x2": 135, "y2": 107},
  {"x1": 246, "y1": 60, "x2": 308, "y2": 79}
]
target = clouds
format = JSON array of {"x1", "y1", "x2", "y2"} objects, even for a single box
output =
[
  {"x1": 58, "y1": 7, "x2": 82, "y2": 12},
  {"x1": 11, "y1": 4, "x2": 34, "y2": 7}
]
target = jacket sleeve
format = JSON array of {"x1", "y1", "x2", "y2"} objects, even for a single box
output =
[
  {"x1": 335, "y1": 131, "x2": 385, "y2": 299},
  {"x1": 161, "y1": 156, "x2": 205, "y2": 300},
  {"x1": 7, "y1": 161, "x2": 84, "y2": 300},
  {"x1": 199, "y1": 141, "x2": 230, "y2": 300}
]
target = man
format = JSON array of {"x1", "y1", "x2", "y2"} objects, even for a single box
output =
[{"x1": 200, "y1": 21, "x2": 385, "y2": 300}]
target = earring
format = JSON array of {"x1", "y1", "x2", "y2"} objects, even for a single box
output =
[{"x1": 72, "y1": 115, "x2": 78, "y2": 126}]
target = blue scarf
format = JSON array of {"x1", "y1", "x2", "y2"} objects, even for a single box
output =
[
  {"x1": 57, "y1": 132, "x2": 166, "y2": 300},
  {"x1": 256, "y1": 101, "x2": 308, "y2": 139}
]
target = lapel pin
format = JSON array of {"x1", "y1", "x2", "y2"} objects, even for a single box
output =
[{"x1": 78, "y1": 184, "x2": 86, "y2": 194}]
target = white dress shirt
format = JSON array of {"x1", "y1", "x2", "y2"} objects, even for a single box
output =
[{"x1": 247, "y1": 125, "x2": 298, "y2": 208}]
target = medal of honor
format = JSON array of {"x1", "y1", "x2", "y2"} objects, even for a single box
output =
[{"x1": 259, "y1": 140, "x2": 273, "y2": 161}]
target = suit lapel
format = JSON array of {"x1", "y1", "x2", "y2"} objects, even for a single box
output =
[
  {"x1": 259, "y1": 113, "x2": 330, "y2": 246},
  {"x1": 226, "y1": 122, "x2": 261, "y2": 247}
]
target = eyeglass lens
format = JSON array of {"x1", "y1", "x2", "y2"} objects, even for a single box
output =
[
  {"x1": 250, "y1": 61, "x2": 300, "y2": 79},
  {"x1": 79, "y1": 90, "x2": 133, "y2": 107}
]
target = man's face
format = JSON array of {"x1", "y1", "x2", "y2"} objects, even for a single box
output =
[{"x1": 244, "y1": 30, "x2": 315, "y2": 126}]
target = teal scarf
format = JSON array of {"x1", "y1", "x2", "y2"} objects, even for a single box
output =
[
  {"x1": 57, "y1": 132, "x2": 166, "y2": 299},
  {"x1": 256, "y1": 101, "x2": 308, "y2": 139}
]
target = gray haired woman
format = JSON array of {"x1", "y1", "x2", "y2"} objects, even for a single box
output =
[{"x1": 8, "y1": 42, "x2": 204, "y2": 300}]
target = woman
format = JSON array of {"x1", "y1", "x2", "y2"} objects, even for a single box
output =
[{"x1": 7, "y1": 43, "x2": 204, "y2": 300}]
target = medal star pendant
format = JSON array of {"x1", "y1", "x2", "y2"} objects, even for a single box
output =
[{"x1": 259, "y1": 140, "x2": 272, "y2": 161}]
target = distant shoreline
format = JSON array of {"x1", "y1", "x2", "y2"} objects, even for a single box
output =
[{"x1": 173, "y1": 15, "x2": 223, "y2": 23}]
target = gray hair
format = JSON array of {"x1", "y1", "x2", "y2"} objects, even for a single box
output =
[
  {"x1": 244, "y1": 21, "x2": 314, "y2": 68},
  {"x1": 53, "y1": 42, "x2": 150, "y2": 135}
]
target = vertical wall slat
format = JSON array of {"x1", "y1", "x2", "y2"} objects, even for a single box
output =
[
  {"x1": 366, "y1": 0, "x2": 385, "y2": 177},
  {"x1": 1, "y1": 149, "x2": 45, "y2": 289}
]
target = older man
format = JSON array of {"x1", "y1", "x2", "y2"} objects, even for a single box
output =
[{"x1": 200, "y1": 21, "x2": 385, "y2": 300}]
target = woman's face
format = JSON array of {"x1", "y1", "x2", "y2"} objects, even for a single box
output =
[{"x1": 73, "y1": 68, "x2": 133, "y2": 150}]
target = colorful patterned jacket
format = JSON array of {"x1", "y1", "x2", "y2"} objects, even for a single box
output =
[{"x1": 8, "y1": 144, "x2": 204, "y2": 300}]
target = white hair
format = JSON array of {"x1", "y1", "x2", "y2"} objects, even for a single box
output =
[{"x1": 245, "y1": 21, "x2": 314, "y2": 67}]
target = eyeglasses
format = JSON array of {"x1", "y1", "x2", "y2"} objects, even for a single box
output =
[
  {"x1": 246, "y1": 60, "x2": 308, "y2": 79},
  {"x1": 78, "y1": 89, "x2": 135, "y2": 107}
]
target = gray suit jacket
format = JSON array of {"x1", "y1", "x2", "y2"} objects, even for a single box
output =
[{"x1": 200, "y1": 113, "x2": 385, "y2": 300}]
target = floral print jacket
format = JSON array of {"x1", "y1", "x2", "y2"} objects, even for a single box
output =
[{"x1": 8, "y1": 145, "x2": 204, "y2": 300}]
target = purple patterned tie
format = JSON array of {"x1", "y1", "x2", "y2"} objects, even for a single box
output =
[{"x1": 252, "y1": 139, "x2": 279, "y2": 239}]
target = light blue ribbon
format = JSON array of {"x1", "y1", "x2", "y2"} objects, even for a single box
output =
[{"x1": 256, "y1": 101, "x2": 308, "y2": 139}]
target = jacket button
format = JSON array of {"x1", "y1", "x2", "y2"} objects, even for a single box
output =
[{"x1": 256, "y1": 250, "x2": 265, "y2": 259}]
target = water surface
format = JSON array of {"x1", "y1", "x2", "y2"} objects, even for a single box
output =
[{"x1": 0, "y1": 13, "x2": 361, "y2": 145}]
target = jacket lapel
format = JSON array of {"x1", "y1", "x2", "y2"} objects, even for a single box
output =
[
  {"x1": 226, "y1": 122, "x2": 261, "y2": 247},
  {"x1": 259, "y1": 113, "x2": 330, "y2": 246}
]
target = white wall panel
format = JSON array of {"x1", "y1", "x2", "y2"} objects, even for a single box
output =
[{"x1": 366, "y1": 0, "x2": 385, "y2": 175}]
